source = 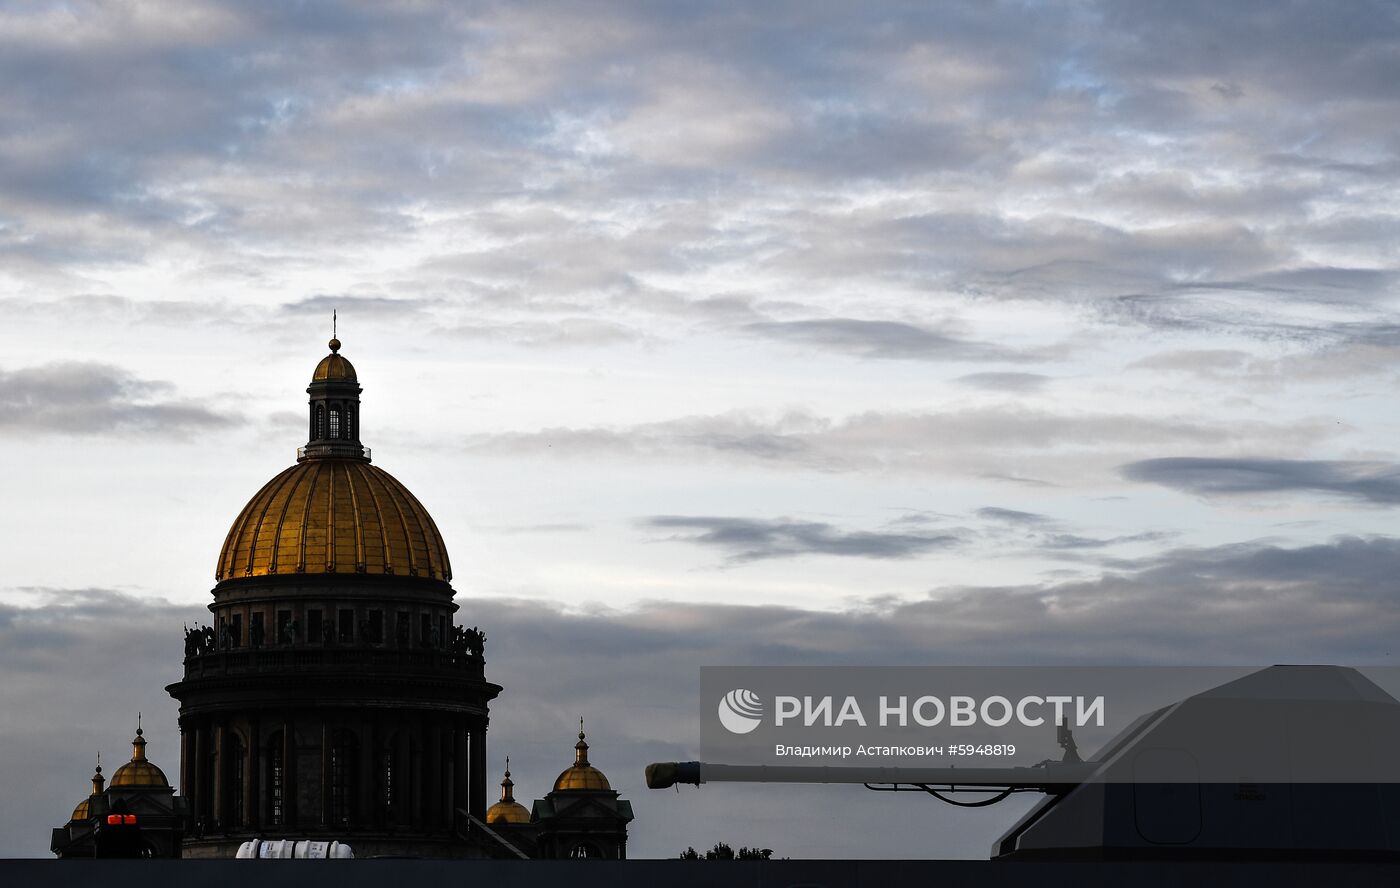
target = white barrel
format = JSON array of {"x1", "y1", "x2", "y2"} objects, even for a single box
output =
[{"x1": 234, "y1": 838, "x2": 353, "y2": 859}]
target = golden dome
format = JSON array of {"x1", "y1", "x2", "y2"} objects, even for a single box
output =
[
  {"x1": 312, "y1": 335, "x2": 356, "y2": 381},
  {"x1": 552, "y1": 722, "x2": 611, "y2": 792},
  {"x1": 486, "y1": 759, "x2": 531, "y2": 824},
  {"x1": 313, "y1": 353, "x2": 357, "y2": 382},
  {"x1": 109, "y1": 727, "x2": 170, "y2": 789},
  {"x1": 554, "y1": 764, "x2": 610, "y2": 791},
  {"x1": 216, "y1": 459, "x2": 451, "y2": 581},
  {"x1": 486, "y1": 799, "x2": 530, "y2": 824},
  {"x1": 70, "y1": 799, "x2": 90, "y2": 822}
]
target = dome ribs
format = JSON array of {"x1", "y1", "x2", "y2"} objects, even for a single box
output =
[
  {"x1": 400, "y1": 483, "x2": 450, "y2": 581},
  {"x1": 216, "y1": 460, "x2": 451, "y2": 583},
  {"x1": 294, "y1": 458, "x2": 325, "y2": 573},
  {"x1": 342, "y1": 461, "x2": 368, "y2": 571},
  {"x1": 358, "y1": 463, "x2": 395, "y2": 575},
  {"x1": 324, "y1": 456, "x2": 338, "y2": 571},
  {"x1": 269, "y1": 457, "x2": 317, "y2": 575},
  {"x1": 376, "y1": 467, "x2": 420, "y2": 577},
  {"x1": 242, "y1": 466, "x2": 301, "y2": 578}
]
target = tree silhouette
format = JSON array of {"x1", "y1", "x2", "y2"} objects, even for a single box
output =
[{"x1": 678, "y1": 842, "x2": 773, "y2": 860}]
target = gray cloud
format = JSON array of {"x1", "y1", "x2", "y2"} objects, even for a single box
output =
[
  {"x1": 465, "y1": 407, "x2": 1337, "y2": 482},
  {"x1": 745, "y1": 319, "x2": 1027, "y2": 362},
  {"x1": 1122, "y1": 457, "x2": 1400, "y2": 505},
  {"x1": 445, "y1": 318, "x2": 644, "y2": 348},
  {"x1": 1128, "y1": 349, "x2": 1250, "y2": 373},
  {"x1": 6, "y1": 532, "x2": 1397, "y2": 855},
  {"x1": 0, "y1": 362, "x2": 234, "y2": 436},
  {"x1": 975, "y1": 507, "x2": 1051, "y2": 526},
  {"x1": 973, "y1": 507, "x2": 1174, "y2": 553},
  {"x1": 280, "y1": 294, "x2": 439, "y2": 318},
  {"x1": 643, "y1": 515, "x2": 960, "y2": 563},
  {"x1": 1039, "y1": 531, "x2": 1176, "y2": 550},
  {"x1": 954, "y1": 372, "x2": 1051, "y2": 392},
  {"x1": 0, "y1": 589, "x2": 204, "y2": 859},
  {"x1": 2, "y1": 0, "x2": 1398, "y2": 352}
]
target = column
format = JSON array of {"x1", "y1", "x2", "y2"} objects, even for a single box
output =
[
  {"x1": 470, "y1": 719, "x2": 488, "y2": 820},
  {"x1": 320, "y1": 722, "x2": 331, "y2": 826},
  {"x1": 179, "y1": 719, "x2": 191, "y2": 800},
  {"x1": 427, "y1": 720, "x2": 442, "y2": 832},
  {"x1": 193, "y1": 722, "x2": 208, "y2": 825},
  {"x1": 248, "y1": 717, "x2": 261, "y2": 830},
  {"x1": 214, "y1": 721, "x2": 227, "y2": 829},
  {"x1": 358, "y1": 721, "x2": 373, "y2": 827},
  {"x1": 409, "y1": 730, "x2": 421, "y2": 829},
  {"x1": 453, "y1": 726, "x2": 468, "y2": 822}
]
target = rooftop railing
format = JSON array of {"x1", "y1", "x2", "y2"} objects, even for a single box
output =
[
  {"x1": 182, "y1": 645, "x2": 483, "y2": 680},
  {"x1": 296, "y1": 445, "x2": 371, "y2": 461}
]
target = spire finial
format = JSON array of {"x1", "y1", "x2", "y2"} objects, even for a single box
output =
[
  {"x1": 574, "y1": 716, "x2": 590, "y2": 766},
  {"x1": 329, "y1": 311, "x2": 341, "y2": 353},
  {"x1": 131, "y1": 717, "x2": 147, "y2": 761},
  {"x1": 505, "y1": 754, "x2": 511, "y2": 777}
]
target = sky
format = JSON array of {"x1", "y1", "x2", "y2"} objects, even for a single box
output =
[{"x1": 2, "y1": 0, "x2": 1400, "y2": 859}]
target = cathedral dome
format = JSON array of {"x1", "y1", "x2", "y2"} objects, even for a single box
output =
[
  {"x1": 552, "y1": 723, "x2": 611, "y2": 792},
  {"x1": 216, "y1": 335, "x2": 451, "y2": 583},
  {"x1": 109, "y1": 727, "x2": 170, "y2": 789},
  {"x1": 216, "y1": 459, "x2": 451, "y2": 581}
]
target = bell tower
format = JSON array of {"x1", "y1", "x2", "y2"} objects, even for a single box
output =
[{"x1": 301, "y1": 318, "x2": 367, "y2": 462}]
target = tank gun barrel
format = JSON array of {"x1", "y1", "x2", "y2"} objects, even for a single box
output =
[{"x1": 645, "y1": 761, "x2": 1092, "y2": 793}]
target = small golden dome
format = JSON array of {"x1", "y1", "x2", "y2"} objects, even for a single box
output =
[
  {"x1": 216, "y1": 459, "x2": 451, "y2": 581},
  {"x1": 486, "y1": 799, "x2": 530, "y2": 824},
  {"x1": 109, "y1": 727, "x2": 170, "y2": 789},
  {"x1": 110, "y1": 760, "x2": 170, "y2": 788},
  {"x1": 313, "y1": 352, "x2": 357, "y2": 382},
  {"x1": 70, "y1": 798, "x2": 90, "y2": 822},
  {"x1": 552, "y1": 722, "x2": 611, "y2": 792},
  {"x1": 486, "y1": 759, "x2": 530, "y2": 824}
]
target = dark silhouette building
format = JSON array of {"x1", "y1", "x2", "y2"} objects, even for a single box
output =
[
  {"x1": 165, "y1": 336, "x2": 503, "y2": 858},
  {"x1": 486, "y1": 724, "x2": 634, "y2": 859},
  {"x1": 531, "y1": 722, "x2": 634, "y2": 859},
  {"x1": 50, "y1": 335, "x2": 632, "y2": 859},
  {"x1": 50, "y1": 724, "x2": 187, "y2": 858}
]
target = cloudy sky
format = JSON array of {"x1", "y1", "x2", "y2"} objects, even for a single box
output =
[{"x1": 3, "y1": 0, "x2": 1400, "y2": 859}]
